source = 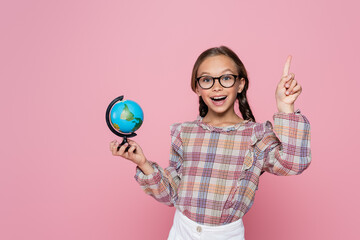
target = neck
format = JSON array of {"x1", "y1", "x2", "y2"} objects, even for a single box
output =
[{"x1": 202, "y1": 108, "x2": 243, "y2": 126}]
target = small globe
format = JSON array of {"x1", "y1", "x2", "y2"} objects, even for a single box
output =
[{"x1": 110, "y1": 100, "x2": 144, "y2": 134}]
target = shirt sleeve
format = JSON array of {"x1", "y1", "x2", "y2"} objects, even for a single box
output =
[
  {"x1": 255, "y1": 109, "x2": 312, "y2": 176},
  {"x1": 134, "y1": 123, "x2": 183, "y2": 206}
]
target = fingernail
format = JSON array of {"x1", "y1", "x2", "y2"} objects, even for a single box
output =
[{"x1": 286, "y1": 91, "x2": 289, "y2": 95}]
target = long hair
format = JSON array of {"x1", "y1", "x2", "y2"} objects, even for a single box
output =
[{"x1": 191, "y1": 46, "x2": 256, "y2": 122}]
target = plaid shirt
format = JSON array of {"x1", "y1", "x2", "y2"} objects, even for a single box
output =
[{"x1": 134, "y1": 109, "x2": 311, "y2": 226}]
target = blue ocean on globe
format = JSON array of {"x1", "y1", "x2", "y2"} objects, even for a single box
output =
[{"x1": 110, "y1": 100, "x2": 144, "y2": 134}]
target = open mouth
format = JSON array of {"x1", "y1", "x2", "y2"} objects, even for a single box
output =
[{"x1": 210, "y1": 96, "x2": 227, "y2": 101}]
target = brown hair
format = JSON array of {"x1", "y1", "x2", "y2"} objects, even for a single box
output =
[{"x1": 191, "y1": 46, "x2": 256, "y2": 122}]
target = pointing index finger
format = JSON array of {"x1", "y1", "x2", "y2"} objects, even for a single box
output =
[{"x1": 282, "y1": 55, "x2": 292, "y2": 77}]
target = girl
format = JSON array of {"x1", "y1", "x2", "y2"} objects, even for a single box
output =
[{"x1": 110, "y1": 46, "x2": 311, "y2": 240}]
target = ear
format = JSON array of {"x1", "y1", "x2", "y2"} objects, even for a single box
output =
[
  {"x1": 237, "y1": 78, "x2": 245, "y2": 93},
  {"x1": 195, "y1": 86, "x2": 201, "y2": 96}
]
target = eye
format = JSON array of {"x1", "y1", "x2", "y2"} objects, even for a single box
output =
[
  {"x1": 222, "y1": 75, "x2": 233, "y2": 81},
  {"x1": 200, "y1": 76, "x2": 212, "y2": 83}
]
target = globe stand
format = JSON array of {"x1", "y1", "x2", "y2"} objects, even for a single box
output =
[
  {"x1": 105, "y1": 95, "x2": 137, "y2": 152},
  {"x1": 116, "y1": 134, "x2": 137, "y2": 152}
]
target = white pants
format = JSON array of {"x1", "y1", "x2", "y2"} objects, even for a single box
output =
[{"x1": 167, "y1": 209, "x2": 245, "y2": 240}]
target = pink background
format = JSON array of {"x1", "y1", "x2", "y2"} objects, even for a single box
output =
[{"x1": 1, "y1": 0, "x2": 359, "y2": 239}]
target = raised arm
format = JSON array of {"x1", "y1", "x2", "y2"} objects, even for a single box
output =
[{"x1": 255, "y1": 55, "x2": 311, "y2": 175}]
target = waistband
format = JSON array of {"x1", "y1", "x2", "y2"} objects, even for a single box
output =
[{"x1": 175, "y1": 209, "x2": 244, "y2": 232}]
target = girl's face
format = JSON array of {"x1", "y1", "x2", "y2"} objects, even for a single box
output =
[{"x1": 195, "y1": 55, "x2": 245, "y2": 117}]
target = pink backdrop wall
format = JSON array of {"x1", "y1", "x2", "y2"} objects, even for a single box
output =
[{"x1": 1, "y1": 0, "x2": 359, "y2": 239}]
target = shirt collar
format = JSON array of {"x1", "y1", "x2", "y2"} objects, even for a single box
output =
[{"x1": 195, "y1": 116, "x2": 250, "y2": 132}]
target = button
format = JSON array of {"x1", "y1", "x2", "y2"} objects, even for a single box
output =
[{"x1": 196, "y1": 226, "x2": 202, "y2": 233}]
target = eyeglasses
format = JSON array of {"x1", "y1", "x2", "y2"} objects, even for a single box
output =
[{"x1": 196, "y1": 74, "x2": 238, "y2": 89}]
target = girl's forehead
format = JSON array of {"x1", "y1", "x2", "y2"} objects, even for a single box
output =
[{"x1": 198, "y1": 55, "x2": 237, "y2": 75}]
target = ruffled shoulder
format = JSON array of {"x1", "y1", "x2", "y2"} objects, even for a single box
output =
[
  {"x1": 249, "y1": 120, "x2": 274, "y2": 146},
  {"x1": 170, "y1": 122, "x2": 183, "y2": 157},
  {"x1": 170, "y1": 122, "x2": 182, "y2": 137},
  {"x1": 241, "y1": 120, "x2": 274, "y2": 173}
]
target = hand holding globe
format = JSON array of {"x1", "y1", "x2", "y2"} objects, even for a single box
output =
[
  {"x1": 109, "y1": 139, "x2": 147, "y2": 166},
  {"x1": 107, "y1": 96, "x2": 154, "y2": 174}
]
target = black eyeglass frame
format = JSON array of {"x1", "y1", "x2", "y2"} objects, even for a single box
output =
[{"x1": 196, "y1": 74, "x2": 239, "y2": 89}]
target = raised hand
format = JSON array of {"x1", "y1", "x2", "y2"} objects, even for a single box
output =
[{"x1": 275, "y1": 55, "x2": 302, "y2": 113}]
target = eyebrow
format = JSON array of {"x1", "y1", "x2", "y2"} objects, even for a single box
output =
[{"x1": 198, "y1": 68, "x2": 235, "y2": 76}]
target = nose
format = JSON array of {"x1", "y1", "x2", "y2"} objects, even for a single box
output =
[{"x1": 212, "y1": 79, "x2": 223, "y2": 91}]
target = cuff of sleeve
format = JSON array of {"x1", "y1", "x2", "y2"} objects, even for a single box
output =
[
  {"x1": 273, "y1": 109, "x2": 309, "y2": 124},
  {"x1": 274, "y1": 108, "x2": 301, "y2": 117},
  {"x1": 134, "y1": 161, "x2": 162, "y2": 186}
]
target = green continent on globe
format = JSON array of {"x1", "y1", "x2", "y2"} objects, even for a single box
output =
[
  {"x1": 120, "y1": 104, "x2": 134, "y2": 121},
  {"x1": 112, "y1": 123, "x2": 120, "y2": 130},
  {"x1": 132, "y1": 117, "x2": 143, "y2": 132}
]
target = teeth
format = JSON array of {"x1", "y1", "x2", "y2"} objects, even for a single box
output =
[{"x1": 212, "y1": 96, "x2": 226, "y2": 100}]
